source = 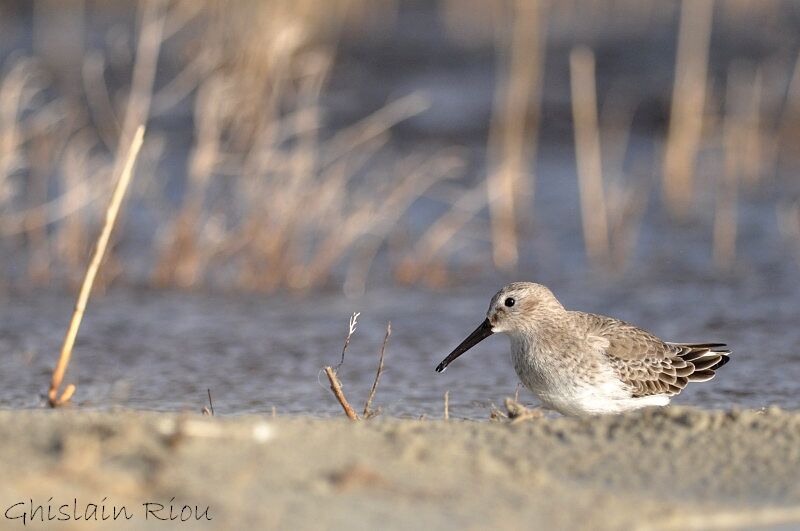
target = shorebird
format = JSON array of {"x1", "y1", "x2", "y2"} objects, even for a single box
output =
[{"x1": 435, "y1": 282, "x2": 731, "y2": 416}]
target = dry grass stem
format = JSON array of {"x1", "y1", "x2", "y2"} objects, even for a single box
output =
[
  {"x1": 662, "y1": 0, "x2": 713, "y2": 219},
  {"x1": 569, "y1": 47, "x2": 610, "y2": 267},
  {"x1": 116, "y1": 0, "x2": 165, "y2": 152},
  {"x1": 444, "y1": 390, "x2": 449, "y2": 421},
  {"x1": 47, "y1": 125, "x2": 145, "y2": 407},
  {"x1": 741, "y1": 67, "x2": 766, "y2": 190},
  {"x1": 486, "y1": 0, "x2": 546, "y2": 269},
  {"x1": 323, "y1": 312, "x2": 361, "y2": 421},
  {"x1": 201, "y1": 388, "x2": 215, "y2": 416},
  {"x1": 714, "y1": 63, "x2": 745, "y2": 272},
  {"x1": 363, "y1": 321, "x2": 391, "y2": 419},
  {"x1": 324, "y1": 366, "x2": 360, "y2": 421},
  {"x1": 598, "y1": 88, "x2": 649, "y2": 271},
  {"x1": 325, "y1": 314, "x2": 395, "y2": 421},
  {"x1": 336, "y1": 312, "x2": 360, "y2": 370},
  {"x1": 503, "y1": 397, "x2": 543, "y2": 424}
]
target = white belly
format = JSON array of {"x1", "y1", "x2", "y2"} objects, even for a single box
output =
[
  {"x1": 510, "y1": 337, "x2": 670, "y2": 416},
  {"x1": 533, "y1": 383, "x2": 670, "y2": 416}
]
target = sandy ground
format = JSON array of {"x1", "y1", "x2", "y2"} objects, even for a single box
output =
[{"x1": 1, "y1": 407, "x2": 799, "y2": 530}]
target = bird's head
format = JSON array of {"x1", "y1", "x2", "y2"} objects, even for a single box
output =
[{"x1": 435, "y1": 282, "x2": 564, "y2": 373}]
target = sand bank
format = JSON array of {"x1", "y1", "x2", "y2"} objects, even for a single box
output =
[{"x1": 1, "y1": 407, "x2": 799, "y2": 529}]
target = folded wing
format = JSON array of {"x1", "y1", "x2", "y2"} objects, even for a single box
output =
[{"x1": 577, "y1": 312, "x2": 731, "y2": 398}]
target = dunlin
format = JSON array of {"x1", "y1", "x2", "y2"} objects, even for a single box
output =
[{"x1": 435, "y1": 282, "x2": 730, "y2": 416}]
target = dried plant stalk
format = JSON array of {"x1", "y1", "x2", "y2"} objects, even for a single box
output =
[
  {"x1": 336, "y1": 312, "x2": 359, "y2": 369},
  {"x1": 662, "y1": 0, "x2": 713, "y2": 219},
  {"x1": 323, "y1": 312, "x2": 361, "y2": 420},
  {"x1": 201, "y1": 388, "x2": 215, "y2": 416},
  {"x1": 444, "y1": 390, "x2": 450, "y2": 421},
  {"x1": 117, "y1": 0, "x2": 165, "y2": 152},
  {"x1": 569, "y1": 47, "x2": 610, "y2": 266},
  {"x1": 714, "y1": 62, "x2": 745, "y2": 271},
  {"x1": 324, "y1": 367, "x2": 359, "y2": 421},
  {"x1": 47, "y1": 125, "x2": 146, "y2": 407},
  {"x1": 487, "y1": 0, "x2": 546, "y2": 269},
  {"x1": 504, "y1": 397, "x2": 543, "y2": 424},
  {"x1": 740, "y1": 67, "x2": 764, "y2": 190},
  {"x1": 363, "y1": 322, "x2": 391, "y2": 418},
  {"x1": 596, "y1": 85, "x2": 649, "y2": 271}
]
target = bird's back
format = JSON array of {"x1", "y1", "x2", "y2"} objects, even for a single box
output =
[{"x1": 571, "y1": 311, "x2": 731, "y2": 399}]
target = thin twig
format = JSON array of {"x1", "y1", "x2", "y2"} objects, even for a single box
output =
[
  {"x1": 335, "y1": 312, "x2": 359, "y2": 370},
  {"x1": 324, "y1": 366, "x2": 359, "y2": 421},
  {"x1": 363, "y1": 321, "x2": 391, "y2": 418},
  {"x1": 47, "y1": 125, "x2": 146, "y2": 407},
  {"x1": 444, "y1": 390, "x2": 450, "y2": 421},
  {"x1": 205, "y1": 389, "x2": 215, "y2": 416},
  {"x1": 324, "y1": 312, "x2": 362, "y2": 420}
]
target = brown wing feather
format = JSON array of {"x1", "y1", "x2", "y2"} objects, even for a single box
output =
[{"x1": 573, "y1": 312, "x2": 731, "y2": 398}]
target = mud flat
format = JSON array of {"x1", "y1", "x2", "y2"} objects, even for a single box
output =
[{"x1": 1, "y1": 407, "x2": 799, "y2": 529}]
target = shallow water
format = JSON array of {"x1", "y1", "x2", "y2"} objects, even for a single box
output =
[{"x1": 2, "y1": 269, "x2": 799, "y2": 418}]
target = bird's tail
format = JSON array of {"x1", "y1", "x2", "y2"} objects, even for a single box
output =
[{"x1": 669, "y1": 343, "x2": 731, "y2": 382}]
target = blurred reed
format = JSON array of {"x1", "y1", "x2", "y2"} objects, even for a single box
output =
[
  {"x1": 3, "y1": 0, "x2": 800, "y2": 290},
  {"x1": 713, "y1": 62, "x2": 747, "y2": 272},
  {"x1": 145, "y1": 1, "x2": 468, "y2": 293},
  {"x1": 1, "y1": 0, "x2": 474, "y2": 293},
  {"x1": 570, "y1": 46, "x2": 649, "y2": 272},
  {"x1": 777, "y1": 199, "x2": 800, "y2": 263},
  {"x1": 662, "y1": 0, "x2": 713, "y2": 220},
  {"x1": 569, "y1": 47, "x2": 610, "y2": 267},
  {"x1": 486, "y1": 0, "x2": 546, "y2": 270}
]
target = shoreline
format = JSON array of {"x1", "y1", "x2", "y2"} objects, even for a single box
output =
[{"x1": 2, "y1": 407, "x2": 800, "y2": 529}]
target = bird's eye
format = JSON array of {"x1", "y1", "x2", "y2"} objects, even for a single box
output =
[{"x1": 504, "y1": 297, "x2": 515, "y2": 308}]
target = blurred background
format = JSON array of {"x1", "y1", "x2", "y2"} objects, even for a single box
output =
[
  {"x1": 1, "y1": 0, "x2": 800, "y2": 415},
  {"x1": 2, "y1": 0, "x2": 800, "y2": 292}
]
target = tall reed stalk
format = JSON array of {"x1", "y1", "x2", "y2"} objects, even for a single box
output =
[
  {"x1": 48, "y1": 126, "x2": 145, "y2": 407},
  {"x1": 714, "y1": 62, "x2": 746, "y2": 272},
  {"x1": 487, "y1": 0, "x2": 546, "y2": 270},
  {"x1": 662, "y1": 0, "x2": 714, "y2": 220},
  {"x1": 570, "y1": 47, "x2": 610, "y2": 267}
]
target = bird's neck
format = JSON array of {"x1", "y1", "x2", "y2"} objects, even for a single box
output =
[{"x1": 509, "y1": 310, "x2": 568, "y2": 353}]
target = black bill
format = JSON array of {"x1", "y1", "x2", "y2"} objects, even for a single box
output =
[{"x1": 435, "y1": 318, "x2": 494, "y2": 373}]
